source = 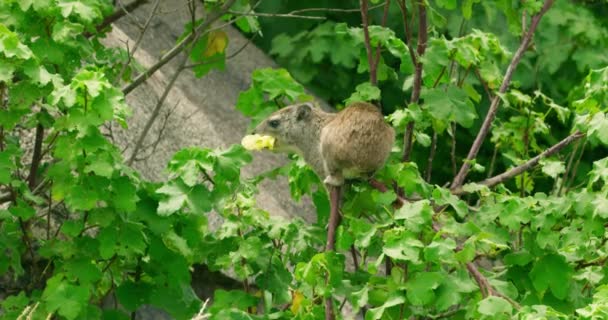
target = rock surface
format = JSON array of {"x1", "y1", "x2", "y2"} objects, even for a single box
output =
[{"x1": 102, "y1": 2, "x2": 317, "y2": 226}]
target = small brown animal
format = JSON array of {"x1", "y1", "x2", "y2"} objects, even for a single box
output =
[{"x1": 252, "y1": 101, "x2": 395, "y2": 186}]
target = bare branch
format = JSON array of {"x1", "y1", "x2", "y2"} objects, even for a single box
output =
[
  {"x1": 115, "y1": 0, "x2": 161, "y2": 84},
  {"x1": 94, "y1": 0, "x2": 149, "y2": 34},
  {"x1": 325, "y1": 185, "x2": 342, "y2": 320},
  {"x1": 122, "y1": 0, "x2": 238, "y2": 95},
  {"x1": 227, "y1": 11, "x2": 325, "y2": 20},
  {"x1": 452, "y1": 131, "x2": 585, "y2": 195},
  {"x1": 131, "y1": 100, "x2": 179, "y2": 162},
  {"x1": 289, "y1": 2, "x2": 386, "y2": 14},
  {"x1": 360, "y1": 0, "x2": 376, "y2": 86},
  {"x1": 425, "y1": 131, "x2": 437, "y2": 181},
  {"x1": 402, "y1": 0, "x2": 427, "y2": 162},
  {"x1": 395, "y1": 0, "x2": 416, "y2": 67},
  {"x1": 127, "y1": 47, "x2": 189, "y2": 164},
  {"x1": 27, "y1": 124, "x2": 44, "y2": 190},
  {"x1": 372, "y1": 0, "x2": 392, "y2": 88},
  {"x1": 451, "y1": 0, "x2": 556, "y2": 188},
  {"x1": 566, "y1": 137, "x2": 587, "y2": 191}
]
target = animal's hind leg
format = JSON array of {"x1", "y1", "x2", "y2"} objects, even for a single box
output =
[{"x1": 323, "y1": 159, "x2": 344, "y2": 187}]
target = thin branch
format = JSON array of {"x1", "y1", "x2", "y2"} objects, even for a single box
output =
[
  {"x1": 131, "y1": 100, "x2": 179, "y2": 162},
  {"x1": 289, "y1": 2, "x2": 386, "y2": 14},
  {"x1": 27, "y1": 124, "x2": 44, "y2": 190},
  {"x1": 122, "y1": 0, "x2": 238, "y2": 95},
  {"x1": 566, "y1": 137, "x2": 587, "y2": 191},
  {"x1": 450, "y1": 122, "x2": 457, "y2": 177},
  {"x1": 452, "y1": 131, "x2": 585, "y2": 195},
  {"x1": 127, "y1": 42, "x2": 191, "y2": 164},
  {"x1": 425, "y1": 131, "x2": 437, "y2": 182},
  {"x1": 451, "y1": 0, "x2": 556, "y2": 188},
  {"x1": 402, "y1": 0, "x2": 427, "y2": 162},
  {"x1": 93, "y1": 0, "x2": 149, "y2": 34},
  {"x1": 396, "y1": 0, "x2": 416, "y2": 67},
  {"x1": 115, "y1": 0, "x2": 161, "y2": 84},
  {"x1": 227, "y1": 11, "x2": 325, "y2": 20},
  {"x1": 116, "y1": 0, "x2": 145, "y2": 28},
  {"x1": 371, "y1": 0, "x2": 392, "y2": 87},
  {"x1": 360, "y1": 0, "x2": 376, "y2": 86},
  {"x1": 325, "y1": 185, "x2": 341, "y2": 320}
]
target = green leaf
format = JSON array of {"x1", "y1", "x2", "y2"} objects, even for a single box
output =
[
  {"x1": 540, "y1": 159, "x2": 566, "y2": 179},
  {"x1": 162, "y1": 230, "x2": 193, "y2": 259},
  {"x1": 256, "y1": 256, "x2": 293, "y2": 304},
  {"x1": 156, "y1": 180, "x2": 212, "y2": 216},
  {"x1": 0, "y1": 24, "x2": 33, "y2": 59},
  {"x1": 365, "y1": 294, "x2": 405, "y2": 320},
  {"x1": 209, "y1": 290, "x2": 258, "y2": 314},
  {"x1": 8, "y1": 199, "x2": 35, "y2": 220},
  {"x1": 111, "y1": 176, "x2": 138, "y2": 213},
  {"x1": 529, "y1": 254, "x2": 573, "y2": 299},
  {"x1": 251, "y1": 68, "x2": 306, "y2": 101},
  {"x1": 477, "y1": 296, "x2": 513, "y2": 316},
  {"x1": 116, "y1": 281, "x2": 152, "y2": 311},
  {"x1": 383, "y1": 229, "x2": 423, "y2": 263},
  {"x1": 345, "y1": 82, "x2": 381, "y2": 104},
  {"x1": 52, "y1": 21, "x2": 85, "y2": 43},
  {"x1": 405, "y1": 272, "x2": 444, "y2": 306},
  {"x1": 42, "y1": 276, "x2": 90, "y2": 320},
  {"x1": 57, "y1": 0, "x2": 101, "y2": 22},
  {"x1": 423, "y1": 87, "x2": 478, "y2": 130},
  {"x1": 394, "y1": 200, "x2": 433, "y2": 232},
  {"x1": 588, "y1": 112, "x2": 608, "y2": 145}
]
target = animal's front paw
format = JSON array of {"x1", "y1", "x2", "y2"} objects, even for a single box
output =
[{"x1": 324, "y1": 175, "x2": 344, "y2": 186}]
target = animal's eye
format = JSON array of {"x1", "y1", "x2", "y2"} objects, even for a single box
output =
[{"x1": 268, "y1": 119, "x2": 280, "y2": 128}]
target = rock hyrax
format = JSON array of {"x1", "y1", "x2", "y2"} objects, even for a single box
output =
[{"x1": 252, "y1": 101, "x2": 395, "y2": 186}]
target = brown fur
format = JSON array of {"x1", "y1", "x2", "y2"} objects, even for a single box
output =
[{"x1": 253, "y1": 101, "x2": 394, "y2": 186}]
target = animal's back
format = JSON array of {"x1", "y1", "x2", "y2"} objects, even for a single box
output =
[{"x1": 320, "y1": 102, "x2": 395, "y2": 181}]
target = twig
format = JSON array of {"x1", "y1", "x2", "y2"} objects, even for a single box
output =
[
  {"x1": 474, "y1": 68, "x2": 493, "y2": 100},
  {"x1": 127, "y1": 19, "x2": 197, "y2": 164},
  {"x1": 115, "y1": 0, "x2": 161, "y2": 84},
  {"x1": 93, "y1": 0, "x2": 149, "y2": 34},
  {"x1": 132, "y1": 100, "x2": 179, "y2": 162},
  {"x1": 289, "y1": 2, "x2": 386, "y2": 14},
  {"x1": 395, "y1": 0, "x2": 416, "y2": 67},
  {"x1": 127, "y1": 0, "x2": 201, "y2": 165},
  {"x1": 452, "y1": 131, "x2": 585, "y2": 194},
  {"x1": 27, "y1": 124, "x2": 44, "y2": 189},
  {"x1": 425, "y1": 131, "x2": 437, "y2": 181},
  {"x1": 451, "y1": 122, "x2": 457, "y2": 177},
  {"x1": 451, "y1": 0, "x2": 556, "y2": 189},
  {"x1": 486, "y1": 145, "x2": 498, "y2": 178},
  {"x1": 372, "y1": 0, "x2": 392, "y2": 88},
  {"x1": 360, "y1": 0, "x2": 376, "y2": 86},
  {"x1": 122, "y1": 0, "x2": 238, "y2": 95},
  {"x1": 227, "y1": 11, "x2": 325, "y2": 20},
  {"x1": 566, "y1": 137, "x2": 587, "y2": 191},
  {"x1": 116, "y1": 0, "x2": 145, "y2": 28},
  {"x1": 402, "y1": 0, "x2": 427, "y2": 162},
  {"x1": 325, "y1": 185, "x2": 341, "y2": 320}
]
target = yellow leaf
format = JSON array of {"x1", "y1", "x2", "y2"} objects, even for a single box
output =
[
  {"x1": 290, "y1": 290, "x2": 305, "y2": 314},
  {"x1": 205, "y1": 30, "x2": 228, "y2": 57}
]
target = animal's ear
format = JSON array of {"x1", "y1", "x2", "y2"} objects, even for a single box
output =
[{"x1": 296, "y1": 102, "x2": 313, "y2": 121}]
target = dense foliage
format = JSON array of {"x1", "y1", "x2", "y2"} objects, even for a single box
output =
[{"x1": 1, "y1": 0, "x2": 608, "y2": 319}]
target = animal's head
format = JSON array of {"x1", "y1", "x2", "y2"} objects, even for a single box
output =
[{"x1": 252, "y1": 102, "x2": 315, "y2": 153}]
